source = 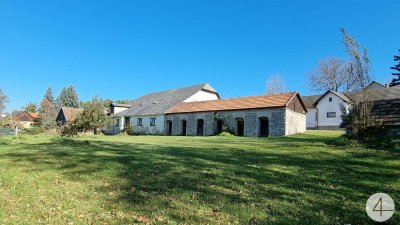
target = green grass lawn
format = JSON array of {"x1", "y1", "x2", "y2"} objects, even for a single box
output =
[{"x1": 0, "y1": 131, "x2": 398, "y2": 224}]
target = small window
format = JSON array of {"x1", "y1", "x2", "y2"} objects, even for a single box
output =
[
  {"x1": 327, "y1": 112, "x2": 336, "y2": 118},
  {"x1": 150, "y1": 118, "x2": 156, "y2": 126},
  {"x1": 329, "y1": 97, "x2": 333, "y2": 102},
  {"x1": 115, "y1": 119, "x2": 119, "y2": 127},
  {"x1": 137, "y1": 118, "x2": 142, "y2": 126}
]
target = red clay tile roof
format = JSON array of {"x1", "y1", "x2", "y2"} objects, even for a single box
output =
[
  {"x1": 166, "y1": 92, "x2": 298, "y2": 114},
  {"x1": 26, "y1": 112, "x2": 39, "y2": 119}
]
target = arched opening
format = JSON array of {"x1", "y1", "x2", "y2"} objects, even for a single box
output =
[
  {"x1": 196, "y1": 119, "x2": 204, "y2": 136},
  {"x1": 259, "y1": 117, "x2": 269, "y2": 137},
  {"x1": 236, "y1": 118, "x2": 244, "y2": 136}
]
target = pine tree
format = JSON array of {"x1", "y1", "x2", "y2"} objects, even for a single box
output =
[
  {"x1": 25, "y1": 102, "x2": 37, "y2": 112},
  {"x1": 39, "y1": 98, "x2": 57, "y2": 130},
  {"x1": 389, "y1": 50, "x2": 400, "y2": 87},
  {"x1": 57, "y1": 86, "x2": 80, "y2": 108},
  {"x1": 44, "y1": 87, "x2": 55, "y2": 103}
]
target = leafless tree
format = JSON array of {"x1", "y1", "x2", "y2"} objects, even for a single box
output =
[
  {"x1": 0, "y1": 88, "x2": 8, "y2": 115},
  {"x1": 308, "y1": 57, "x2": 357, "y2": 93},
  {"x1": 340, "y1": 28, "x2": 374, "y2": 139},
  {"x1": 266, "y1": 74, "x2": 287, "y2": 94}
]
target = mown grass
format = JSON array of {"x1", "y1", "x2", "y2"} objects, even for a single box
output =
[{"x1": 0, "y1": 131, "x2": 398, "y2": 224}]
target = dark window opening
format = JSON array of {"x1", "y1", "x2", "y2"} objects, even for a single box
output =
[
  {"x1": 137, "y1": 118, "x2": 142, "y2": 126},
  {"x1": 124, "y1": 117, "x2": 130, "y2": 128},
  {"x1": 259, "y1": 117, "x2": 269, "y2": 137},
  {"x1": 197, "y1": 119, "x2": 204, "y2": 136},
  {"x1": 327, "y1": 112, "x2": 336, "y2": 118},
  {"x1": 329, "y1": 97, "x2": 333, "y2": 102},
  {"x1": 150, "y1": 118, "x2": 156, "y2": 126}
]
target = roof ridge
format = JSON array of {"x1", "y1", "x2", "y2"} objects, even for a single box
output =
[{"x1": 178, "y1": 91, "x2": 296, "y2": 104}]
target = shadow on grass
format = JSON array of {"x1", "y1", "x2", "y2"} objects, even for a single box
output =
[{"x1": 1, "y1": 135, "x2": 399, "y2": 224}]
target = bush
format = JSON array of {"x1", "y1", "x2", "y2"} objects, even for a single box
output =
[{"x1": 22, "y1": 127, "x2": 44, "y2": 135}]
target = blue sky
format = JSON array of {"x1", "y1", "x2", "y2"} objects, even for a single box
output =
[{"x1": 1, "y1": 0, "x2": 399, "y2": 111}]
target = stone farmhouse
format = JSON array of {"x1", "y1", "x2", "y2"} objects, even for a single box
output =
[
  {"x1": 303, "y1": 81, "x2": 400, "y2": 130},
  {"x1": 110, "y1": 83, "x2": 307, "y2": 137}
]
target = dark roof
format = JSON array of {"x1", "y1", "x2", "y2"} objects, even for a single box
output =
[
  {"x1": 58, "y1": 107, "x2": 83, "y2": 122},
  {"x1": 304, "y1": 90, "x2": 351, "y2": 108},
  {"x1": 110, "y1": 103, "x2": 131, "y2": 108},
  {"x1": 370, "y1": 98, "x2": 400, "y2": 126},
  {"x1": 303, "y1": 86, "x2": 400, "y2": 108},
  {"x1": 166, "y1": 92, "x2": 300, "y2": 114},
  {"x1": 345, "y1": 86, "x2": 400, "y2": 102},
  {"x1": 117, "y1": 83, "x2": 219, "y2": 116},
  {"x1": 365, "y1": 81, "x2": 385, "y2": 89}
]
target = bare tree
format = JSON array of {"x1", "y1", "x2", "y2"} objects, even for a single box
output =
[
  {"x1": 340, "y1": 28, "x2": 374, "y2": 139},
  {"x1": 0, "y1": 88, "x2": 8, "y2": 115},
  {"x1": 308, "y1": 57, "x2": 357, "y2": 93},
  {"x1": 266, "y1": 74, "x2": 287, "y2": 94}
]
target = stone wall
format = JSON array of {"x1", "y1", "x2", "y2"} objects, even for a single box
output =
[{"x1": 165, "y1": 108, "x2": 291, "y2": 137}]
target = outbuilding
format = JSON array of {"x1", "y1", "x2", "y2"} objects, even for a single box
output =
[{"x1": 165, "y1": 92, "x2": 307, "y2": 137}]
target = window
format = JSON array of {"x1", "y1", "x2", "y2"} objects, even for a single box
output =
[
  {"x1": 150, "y1": 118, "x2": 156, "y2": 126},
  {"x1": 115, "y1": 119, "x2": 119, "y2": 127},
  {"x1": 137, "y1": 118, "x2": 142, "y2": 126},
  {"x1": 329, "y1": 97, "x2": 333, "y2": 102},
  {"x1": 327, "y1": 112, "x2": 336, "y2": 118}
]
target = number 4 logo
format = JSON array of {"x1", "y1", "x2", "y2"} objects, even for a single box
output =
[{"x1": 366, "y1": 193, "x2": 395, "y2": 222}]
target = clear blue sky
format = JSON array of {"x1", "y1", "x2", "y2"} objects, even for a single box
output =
[{"x1": 1, "y1": 0, "x2": 399, "y2": 111}]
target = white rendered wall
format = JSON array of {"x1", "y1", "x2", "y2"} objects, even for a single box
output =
[
  {"x1": 306, "y1": 108, "x2": 317, "y2": 129},
  {"x1": 316, "y1": 92, "x2": 349, "y2": 128},
  {"x1": 183, "y1": 90, "x2": 219, "y2": 102}
]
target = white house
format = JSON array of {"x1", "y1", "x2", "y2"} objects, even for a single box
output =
[
  {"x1": 112, "y1": 83, "x2": 220, "y2": 135},
  {"x1": 303, "y1": 90, "x2": 351, "y2": 130},
  {"x1": 303, "y1": 82, "x2": 400, "y2": 130}
]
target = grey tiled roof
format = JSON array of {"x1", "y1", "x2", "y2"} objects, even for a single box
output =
[
  {"x1": 116, "y1": 83, "x2": 218, "y2": 116},
  {"x1": 302, "y1": 86, "x2": 400, "y2": 108}
]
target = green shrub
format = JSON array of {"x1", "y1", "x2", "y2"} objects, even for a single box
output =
[{"x1": 22, "y1": 127, "x2": 44, "y2": 135}]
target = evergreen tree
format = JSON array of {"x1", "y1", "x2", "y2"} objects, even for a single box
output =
[
  {"x1": 57, "y1": 86, "x2": 80, "y2": 108},
  {"x1": 25, "y1": 102, "x2": 37, "y2": 112},
  {"x1": 389, "y1": 50, "x2": 400, "y2": 87},
  {"x1": 39, "y1": 98, "x2": 57, "y2": 130},
  {"x1": 44, "y1": 86, "x2": 55, "y2": 103}
]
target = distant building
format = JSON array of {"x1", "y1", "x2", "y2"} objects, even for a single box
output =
[
  {"x1": 303, "y1": 81, "x2": 400, "y2": 130},
  {"x1": 12, "y1": 111, "x2": 39, "y2": 129},
  {"x1": 56, "y1": 107, "x2": 83, "y2": 125}
]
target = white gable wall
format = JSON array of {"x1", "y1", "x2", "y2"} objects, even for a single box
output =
[
  {"x1": 306, "y1": 108, "x2": 317, "y2": 129},
  {"x1": 183, "y1": 90, "x2": 219, "y2": 102},
  {"x1": 316, "y1": 92, "x2": 349, "y2": 129},
  {"x1": 113, "y1": 106, "x2": 129, "y2": 115}
]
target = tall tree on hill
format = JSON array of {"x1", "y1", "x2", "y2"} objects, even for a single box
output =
[
  {"x1": 25, "y1": 102, "x2": 37, "y2": 113},
  {"x1": 389, "y1": 50, "x2": 400, "y2": 87},
  {"x1": 0, "y1": 88, "x2": 8, "y2": 115},
  {"x1": 57, "y1": 86, "x2": 80, "y2": 108}
]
